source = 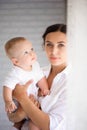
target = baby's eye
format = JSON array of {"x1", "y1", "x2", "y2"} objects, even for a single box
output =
[
  {"x1": 31, "y1": 48, "x2": 34, "y2": 51},
  {"x1": 24, "y1": 51, "x2": 29, "y2": 54}
]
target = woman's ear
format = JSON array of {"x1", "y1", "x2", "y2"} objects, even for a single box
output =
[{"x1": 11, "y1": 57, "x2": 19, "y2": 65}]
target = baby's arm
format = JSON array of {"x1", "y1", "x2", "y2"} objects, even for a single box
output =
[
  {"x1": 3, "y1": 86, "x2": 17, "y2": 113},
  {"x1": 37, "y1": 77, "x2": 50, "y2": 96}
]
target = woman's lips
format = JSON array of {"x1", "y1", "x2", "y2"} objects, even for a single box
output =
[{"x1": 50, "y1": 57, "x2": 60, "y2": 60}]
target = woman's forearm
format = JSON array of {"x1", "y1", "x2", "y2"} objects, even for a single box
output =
[
  {"x1": 13, "y1": 81, "x2": 50, "y2": 130},
  {"x1": 19, "y1": 95, "x2": 50, "y2": 130}
]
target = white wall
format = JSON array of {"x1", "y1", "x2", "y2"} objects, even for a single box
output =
[
  {"x1": 0, "y1": 0, "x2": 66, "y2": 129},
  {"x1": 67, "y1": 0, "x2": 87, "y2": 130}
]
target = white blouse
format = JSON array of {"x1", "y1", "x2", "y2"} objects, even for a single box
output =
[
  {"x1": 21, "y1": 64, "x2": 71, "y2": 130},
  {"x1": 39, "y1": 64, "x2": 71, "y2": 130}
]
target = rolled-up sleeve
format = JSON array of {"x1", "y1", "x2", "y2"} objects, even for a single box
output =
[{"x1": 49, "y1": 97, "x2": 66, "y2": 130}]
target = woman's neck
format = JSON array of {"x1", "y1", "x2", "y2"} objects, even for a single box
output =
[
  {"x1": 51, "y1": 63, "x2": 67, "y2": 76},
  {"x1": 47, "y1": 63, "x2": 67, "y2": 88}
]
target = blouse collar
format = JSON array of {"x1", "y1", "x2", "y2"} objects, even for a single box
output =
[{"x1": 43, "y1": 63, "x2": 72, "y2": 78}]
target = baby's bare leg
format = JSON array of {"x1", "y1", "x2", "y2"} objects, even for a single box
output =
[
  {"x1": 13, "y1": 119, "x2": 26, "y2": 130},
  {"x1": 29, "y1": 120, "x2": 40, "y2": 130}
]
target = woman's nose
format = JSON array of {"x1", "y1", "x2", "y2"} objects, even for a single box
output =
[{"x1": 51, "y1": 46, "x2": 58, "y2": 55}]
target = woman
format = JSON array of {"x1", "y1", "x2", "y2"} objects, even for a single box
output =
[{"x1": 8, "y1": 24, "x2": 71, "y2": 130}]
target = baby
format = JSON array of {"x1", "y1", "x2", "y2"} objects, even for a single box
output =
[{"x1": 3, "y1": 37, "x2": 50, "y2": 130}]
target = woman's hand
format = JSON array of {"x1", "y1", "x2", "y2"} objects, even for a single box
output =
[
  {"x1": 13, "y1": 80, "x2": 33, "y2": 101},
  {"x1": 29, "y1": 94, "x2": 41, "y2": 109}
]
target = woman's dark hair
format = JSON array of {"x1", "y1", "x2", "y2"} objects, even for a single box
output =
[{"x1": 42, "y1": 24, "x2": 66, "y2": 45}]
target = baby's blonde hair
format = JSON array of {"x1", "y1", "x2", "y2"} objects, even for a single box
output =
[{"x1": 5, "y1": 37, "x2": 26, "y2": 59}]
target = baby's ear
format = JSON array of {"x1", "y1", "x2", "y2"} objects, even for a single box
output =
[{"x1": 11, "y1": 57, "x2": 19, "y2": 65}]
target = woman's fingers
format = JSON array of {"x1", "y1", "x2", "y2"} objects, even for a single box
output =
[
  {"x1": 35, "y1": 101, "x2": 40, "y2": 108},
  {"x1": 29, "y1": 94, "x2": 35, "y2": 102},
  {"x1": 13, "y1": 80, "x2": 33, "y2": 99},
  {"x1": 29, "y1": 94, "x2": 40, "y2": 108},
  {"x1": 24, "y1": 80, "x2": 33, "y2": 89}
]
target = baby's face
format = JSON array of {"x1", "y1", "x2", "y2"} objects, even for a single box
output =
[{"x1": 14, "y1": 40, "x2": 37, "y2": 70}]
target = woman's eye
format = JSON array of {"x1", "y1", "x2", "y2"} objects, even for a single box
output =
[
  {"x1": 58, "y1": 44, "x2": 65, "y2": 48},
  {"x1": 46, "y1": 43, "x2": 53, "y2": 47}
]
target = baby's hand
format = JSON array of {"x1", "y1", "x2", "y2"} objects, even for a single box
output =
[
  {"x1": 5, "y1": 100, "x2": 17, "y2": 113},
  {"x1": 41, "y1": 89, "x2": 50, "y2": 96}
]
